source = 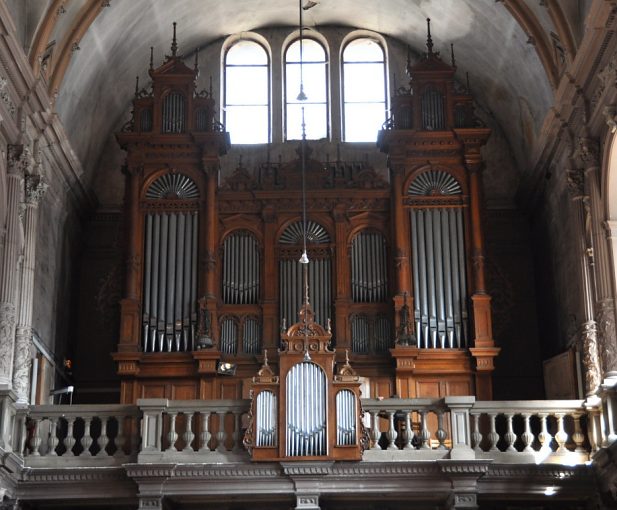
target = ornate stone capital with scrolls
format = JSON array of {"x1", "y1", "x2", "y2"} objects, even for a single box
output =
[
  {"x1": 566, "y1": 168, "x2": 585, "y2": 199},
  {"x1": 576, "y1": 137, "x2": 600, "y2": 168},
  {"x1": 24, "y1": 174, "x2": 48, "y2": 205},
  {"x1": 7, "y1": 145, "x2": 32, "y2": 176},
  {"x1": 581, "y1": 320, "x2": 602, "y2": 395}
]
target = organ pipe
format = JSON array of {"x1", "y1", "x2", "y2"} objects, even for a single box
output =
[
  {"x1": 141, "y1": 211, "x2": 198, "y2": 352},
  {"x1": 222, "y1": 231, "x2": 260, "y2": 305},
  {"x1": 410, "y1": 207, "x2": 468, "y2": 349},
  {"x1": 336, "y1": 390, "x2": 356, "y2": 446},
  {"x1": 351, "y1": 231, "x2": 388, "y2": 303},
  {"x1": 256, "y1": 391, "x2": 277, "y2": 447}
]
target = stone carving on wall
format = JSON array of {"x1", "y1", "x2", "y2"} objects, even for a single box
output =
[
  {"x1": 576, "y1": 137, "x2": 600, "y2": 167},
  {"x1": 592, "y1": 53, "x2": 617, "y2": 111},
  {"x1": 7, "y1": 145, "x2": 32, "y2": 176},
  {"x1": 597, "y1": 299, "x2": 617, "y2": 376},
  {"x1": 581, "y1": 320, "x2": 602, "y2": 395},
  {"x1": 566, "y1": 168, "x2": 585, "y2": 198},
  {"x1": 24, "y1": 174, "x2": 48, "y2": 205},
  {"x1": 0, "y1": 77, "x2": 16, "y2": 118},
  {"x1": 12, "y1": 326, "x2": 32, "y2": 403},
  {"x1": 0, "y1": 302, "x2": 16, "y2": 384}
]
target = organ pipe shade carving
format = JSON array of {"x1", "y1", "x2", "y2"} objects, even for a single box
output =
[
  {"x1": 220, "y1": 316, "x2": 239, "y2": 354},
  {"x1": 336, "y1": 390, "x2": 356, "y2": 446},
  {"x1": 145, "y1": 173, "x2": 199, "y2": 200},
  {"x1": 140, "y1": 108, "x2": 153, "y2": 131},
  {"x1": 243, "y1": 316, "x2": 261, "y2": 354},
  {"x1": 222, "y1": 230, "x2": 260, "y2": 304},
  {"x1": 350, "y1": 314, "x2": 392, "y2": 354},
  {"x1": 410, "y1": 207, "x2": 468, "y2": 348},
  {"x1": 162, "y1": 91, "x2": 186, "y2": 133},
  {"x1": 279, "y1": 220, "x2": 330, "y2": 244},
  {"x1": 407, "y1": 170, "x2": 462, "y2": 196},
  {"x1": 256, "y1": 390, "x2": 277, "y2": 447},
  {"x1": 142, "y1": 211, "x2": 198, "y2": 352},
  {"x1": 286, "y1": 362, "x2": 327, "y2": 456},
  {"x1": 351, "y1": 230, "x2": 388, "y2": 302},
  {"x1": 420, "y1": 86, "x2": 445, "y2": 130}
]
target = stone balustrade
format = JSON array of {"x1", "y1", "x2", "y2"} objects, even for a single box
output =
[{"x1": 0, "y1": 392, "x2": 608, "y2": 468}]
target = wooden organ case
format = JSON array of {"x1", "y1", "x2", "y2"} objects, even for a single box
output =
[
  {"x1": 112, "y1": 21, "x2": 500, "y2": 415},
  {"x1": 378, "y1": 19, "x2": 500, "y2": 400}
]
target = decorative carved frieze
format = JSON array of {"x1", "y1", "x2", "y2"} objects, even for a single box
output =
[
  {"x1": 581, "y1": 320, "x2": 602, "y2": 395},
  {"x1": 12, "y1": 326, "x2": 32, "y2": 404},
  {"x1": 597, "y1": 299, "x2": 617, "y2": 375},
  {"x1": 0, "y1": 302, "x2": 16, "y2": 384}
]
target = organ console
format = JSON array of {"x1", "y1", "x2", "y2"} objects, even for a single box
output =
[{"x1": 112, "y1": 20, "x2": 500, "y2": 457}]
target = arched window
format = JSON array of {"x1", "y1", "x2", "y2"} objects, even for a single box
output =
[
  {"x1": 224, "y1": 40, "x2": 270, "y2": 144},
  {"x1": 342, "y1": 38, "x2": 387, "y2": 142},
  {"x1": 285, "y1": 38, "x2": 328, "y2": 140}
]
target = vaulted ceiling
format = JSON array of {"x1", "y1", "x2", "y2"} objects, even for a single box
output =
[{"x1": 7, "y1": 0, "x2": 587, "y2": 189}]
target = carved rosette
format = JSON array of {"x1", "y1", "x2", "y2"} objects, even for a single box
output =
[
  {"x1": 597, "y1": 299, "x2": 617, "y2": 375},
  {"x1": 581, "y1": 320, "x2": 602, "y2": 395},
  {"x1": 12, "y1": 325, "x2": 33, "y2": 403},
  {"x1": 0, "y1": 301, "x2": 16, "y2": 384}
]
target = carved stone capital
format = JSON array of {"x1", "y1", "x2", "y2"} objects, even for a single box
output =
[
  {"x1": 24, "y1": 174, "x2": 48, "y2": 205},
  {"x1": 576, "y1": 137, "x2": 600, "y2": 168},
  {"x1": 566, "y1": 168, "x2": 585, "y2": 199},
  {"x1": 7, "y1": 145, "x2": 32, "y2": 176},
  {"x1": 580, "y1": 320, "x2": 602, "y2": 396}
]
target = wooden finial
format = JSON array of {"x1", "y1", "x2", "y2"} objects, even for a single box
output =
[
  {"x1": 134, "y1": 75, "x2": 139, "y2": 97},
  {"x1": 149, "y1": 46, "x2": 154, "y2": 70},
  {"x1": 450, "y1": 43, "x2": 456, "y2": 67},
  {"x1": 194, "y1": 48, "x2": 199, "y2": 72},
  {"x1": 466, "y1": 71, "x2": 471, "y2": 92},
  {"x1": 171, "y1": 22, "x2": 178, "y2": 56}
]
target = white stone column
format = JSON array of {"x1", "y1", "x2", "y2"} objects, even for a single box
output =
[
  {"x1": 12, "y1": 170, "x2": 47, "y2": 405},
  {"x1": 0, "y1": 146, "x2": 27, "y2": 390},
  {"x1": 578, "y1": 137, "x2": 617, "y2": 378},
  {"x1": 567, "y1": 168, "x2": 602, "y2": 396}
]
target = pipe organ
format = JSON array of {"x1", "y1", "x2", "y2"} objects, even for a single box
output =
[{"x1": 112, "y1": 22, "x2": 499, "y2": 428}]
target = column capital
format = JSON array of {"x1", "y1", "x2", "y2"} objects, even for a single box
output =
[
  {"x1": 7, "y1": 145, "x2": 31, "y2": 176},
  {"x1": 24, "y1": 174, "x2": 48, "y2": 205},
  {"x1": 576, "y1": 136, "x2": 600, "y2": 168},
  {"x1": 566, "y1": 168, "x2": 585, "y2": 199}
]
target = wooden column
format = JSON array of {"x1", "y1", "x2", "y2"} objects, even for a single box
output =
[
  {"x1": 333, "y1": 203, "x2": 350, "y2": 349},
  {"x1": 390, "y1": 163, "x2": 412, "y2": 329},
  {"x1": 262, "y1": 205, "x2": 278, "y2": 349},
  {"x1": 462, "y1": 140, "x2": 499, "y2": 400},
  {"x1": 118, "y1": 163, "x2": 143, "y2": 352},
  {"x1": 201, "y1": 159, "x2": 219, "y2": 345}
]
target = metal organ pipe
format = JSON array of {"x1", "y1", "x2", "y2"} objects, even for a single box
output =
[
  {"x1": 410, "y1": 205, "x2": 468, "y2": 349},
  {"x1": 336, "y1": 390, "x2": 356, "y2": 446},
  {"x1": 256, "y1": 391, "x2": 276, "y2": 447},
  {"x1": 141, "y1": 211, "x2": 198, "y2": 353}
]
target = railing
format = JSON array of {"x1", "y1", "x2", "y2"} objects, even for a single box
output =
[
  {"x1": 19, "y1": 404, "x2": 141, "y2": 466},
  {"x1": 1, "y1": 393, "x2": 614, "y2": 467}
]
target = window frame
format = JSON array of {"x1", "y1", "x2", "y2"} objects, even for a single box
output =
[{"x1": 223, "y1": 38, "x2": 271, "y2": 144}]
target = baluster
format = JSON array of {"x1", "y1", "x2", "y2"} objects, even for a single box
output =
[
  {"x1": 166, "y1": 413, "x2": 178, "y2": 452},
  {"x1": 471, "y1": 414, "x2": 482, "y2": 452},
  {"x1": 386, "y1": 412, "x2": 398, "y2": 450},
  {"x1": 64, "y1": 417, "x2": 76, "y2": 456},
  {"x1": 232, "y1": 411, "x2": 242, "y2": 453},
  {"x1": 199, "y1": 411, "x2": 212, "y2": 452},
  {"x1": 403, "y1": 410, "x2": 414, "y2": 450},
  {"x1": 572, "y1": 413, "x2": 585, "y2": 453},
  {"x1": 504, "y1": 413, "x2": 516, "y2": 452},
  {"x1": 554, "y1": 413, "x2": 568, "y2": 453},
  {"x1": 114, "y1": 416, "x2": 125, "y2": 456},
  {"x1": 18, "y1": 414, "x2": 28, "y2": 455},
  {"x1": 183, "y1": 412, "x2": 195, "y2": 452},
  {"x1": 130, "y1": 416, "x2": 139, "y2": 455},
  {"x1": 97, "y1": 417, "x2": 109, "y2": 457},
  {"x1": 419, "y1": 410, "x2": 431, "y2": 449},
  {"x1": 487, "y1": 414, "x2": 499, "y2": 451},
  {"x1": 80, "y1": 417, "x2": 93, "y2": 456},
  {"x1": 435, "y1": 410, "x2": 447, "y2": 450},
  {"x1": 30, "y1": 418, "x2": 42, "y2": 456},
  {"x1": 521, "y1": 413, "x2": 533, "y2": 452},
  {"x1": 216, "y1": 413, "x2": 227, "y2": 453},
  {"x1": 369, "y1": 411, "x2": 380, "y2": 450},
  {"x1": 538, "y1": 413, "x2": 552, "y2": 452},
  {"x1": 48, "y1": 417, "x2": 59, "y2": 456}
]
